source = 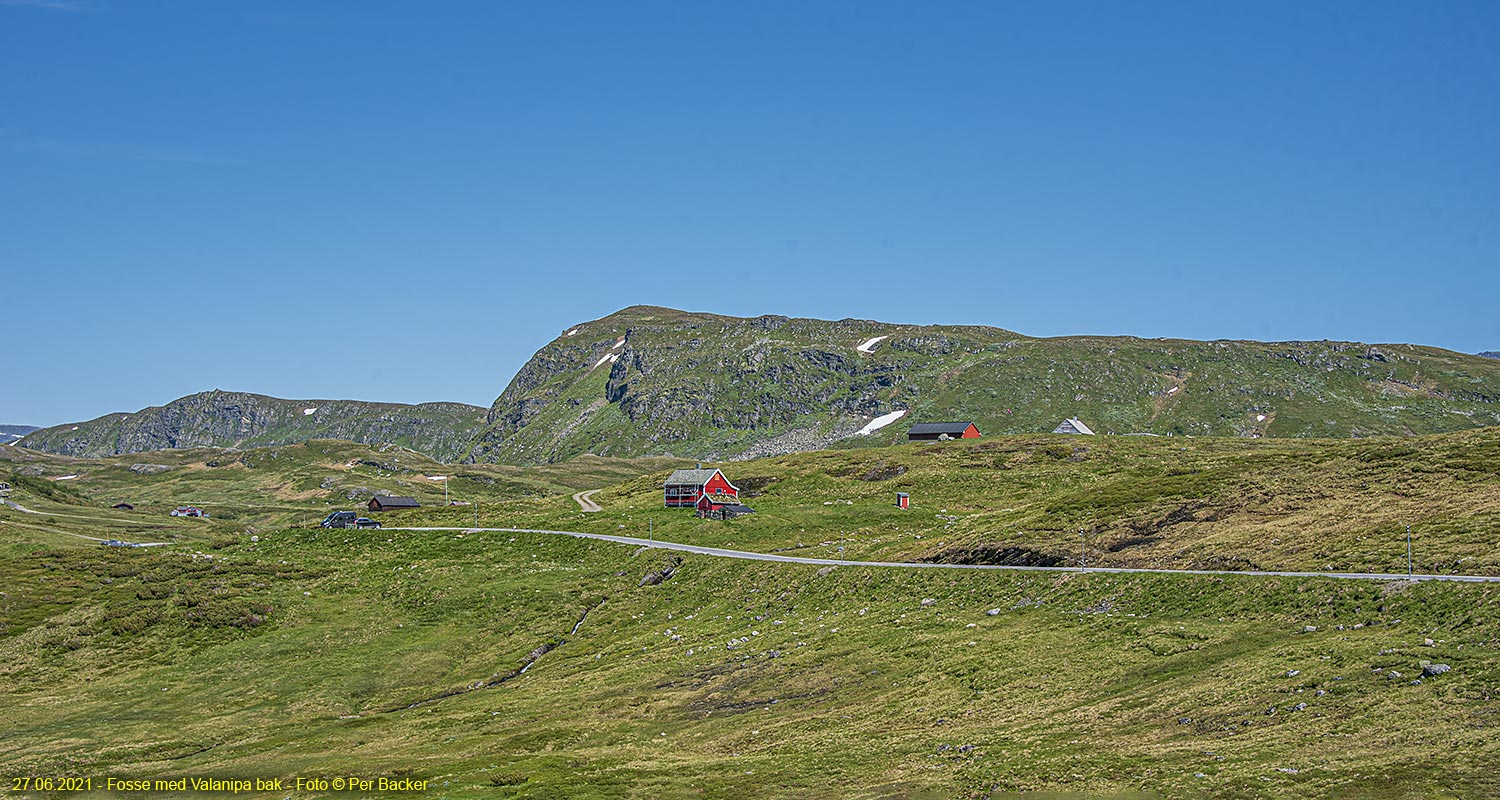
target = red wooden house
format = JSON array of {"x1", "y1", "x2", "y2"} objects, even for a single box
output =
[{"x1": 663, "y1": 467, "x2": 739, "y2": 508}]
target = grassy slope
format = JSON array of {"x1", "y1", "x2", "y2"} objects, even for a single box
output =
[
  {"x1": 1, "y1": 527, "x2": 1496, "y2": 799},
  {"x1": 437, "y1": 428, "x2": 1500, "y2": 578},
  {"x1": 2, "y1": 431, "x2": 1498, "y2": 798}
]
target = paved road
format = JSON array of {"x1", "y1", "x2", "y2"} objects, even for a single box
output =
[
  {"x1": 390, "y1": 525, "x2": 1500, "y2": 584},
  {"x1": 571, "y1": 490, "x2": 603, "y2": 513}
]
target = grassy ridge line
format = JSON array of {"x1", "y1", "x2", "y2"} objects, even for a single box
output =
[{"x1": 0, "y1": 525, "x2": 1496, "y2": 798}]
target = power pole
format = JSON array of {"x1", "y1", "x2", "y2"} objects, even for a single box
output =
[
  {"x1": 1406, "y1": 524, "x2": 1413, "y2": 577},
  {"x1": 649, "y1": 517, "x2": 653, "y2": 541},
  {"x1": 1079, "y1": 528, "x2": 1086, "y2": 571}
]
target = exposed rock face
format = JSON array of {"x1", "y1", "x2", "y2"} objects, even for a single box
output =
[
  {"x1": 464, "y1": 306, "x2": 1500, "y2": 465},
  {"x1": 1480, "y1": 352, "x2": 1500, "y2": 360},
  {"x1": 18, "y1": 391, "x2": 487, "y2": 462}
]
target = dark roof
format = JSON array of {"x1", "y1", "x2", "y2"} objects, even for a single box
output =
[
  {"x1": 664, "y1": 468, "x2": 722, "y2": 486},
  {"x1": 907, "y1": 422, "x2": 977, "y2": 436},
  {"x1": 371, "y1": 496, "x2": 421, "y2": 508},
  {"x1": 721, "y1": 504, "x2": 756, "y2": 514}
]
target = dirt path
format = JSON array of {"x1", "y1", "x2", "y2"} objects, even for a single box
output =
[{"x1": 571, "y1": 490, "x2": 602, "y2": 512}]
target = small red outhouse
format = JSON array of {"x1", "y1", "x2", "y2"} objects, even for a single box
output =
[{"x1": 896, "y1": 492, "x2": 910, "y2": 510}]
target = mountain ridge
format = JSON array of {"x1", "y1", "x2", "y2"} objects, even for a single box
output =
[
  {"x1": 16, "y1": 307, "x2": 1500, "y2": 464},
  {"x1": 17, "y1": 390, "x2": 486, "y2": 461},
  {"x1": 466, "y1": 305, "x2": 1500, "y2": 464}
]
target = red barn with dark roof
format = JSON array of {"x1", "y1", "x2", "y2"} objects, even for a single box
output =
[
  {"x1": 664, "y1": 467, "x2": 739, "y2": 508},
  {"x1": 907, "y1": 421, "x2": 981, "y2": 441}
]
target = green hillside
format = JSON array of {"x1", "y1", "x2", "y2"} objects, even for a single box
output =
[
  {"x1": 468, "y1": 306, "x2": 1500, "y2": 465},
  {"x1": 4, "y1": 426, "x2": 1499, "y2": 797},
  {"x1": 2, "y1": 512, "x2": 1496, "y2": 798}
]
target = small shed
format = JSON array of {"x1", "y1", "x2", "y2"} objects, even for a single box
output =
[
  {"x1": 368, "y1": 496, "x2": 421, "y2": 512},
  {"x1": 896, "y1": 492, "x2": 910, "y2": 510},
  {"x1": 112, "y1": 502, "x2": 135, "y2": 511},
  {"x1": 907, "y1": 421, "x2": 981, "y2": 441},
  {"x1": 1052, "y1": 418, "x2": 1096, "y2": 435},
  {"x1": 664, "y1": 467, "x2": 739, "y2": 508},
  {"x1": 696, "y1": 494, "x2": 755, "y2": 519}
]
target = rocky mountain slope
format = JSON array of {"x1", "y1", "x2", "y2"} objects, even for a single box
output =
[
  {"x1": 1, "y1": 425, "x2": 39, "y2": 445},
  {"x1": 466, "y1": 306, "x2": 1500, "y2": 465},
  {"x1": 18, "y1": 391, "x2": 486, "y2": 461}
]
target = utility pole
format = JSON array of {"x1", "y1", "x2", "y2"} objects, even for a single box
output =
[
  {"x1": 1079, "y1": 528, "x2": 1086, "y2": 571},
  {"x1": 1406, "y1": 524, "x2": 1413, "y2": 577},
  {"x1": 649, "y1": 517, "x2": 653, "y2": 541}
]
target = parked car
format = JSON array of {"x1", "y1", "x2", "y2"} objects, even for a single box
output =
[
  {"x1": 320, "y1": 511, "x2": 358, "y2": 529},
  {"x1": 355, "y1": 517, "x2": 382, "y2": 529}
]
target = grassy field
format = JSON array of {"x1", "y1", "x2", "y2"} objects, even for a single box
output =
[{"x1": 1, "y1": 431, "x2": 1498, "y2": 798}]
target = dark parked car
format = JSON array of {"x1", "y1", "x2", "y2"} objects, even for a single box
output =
[{"x1": 355, "y1": 517, "x2": 381, "y2": 529}]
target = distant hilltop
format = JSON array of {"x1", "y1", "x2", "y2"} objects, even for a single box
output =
[
  {"x1": 17, "y1": 308, "x2": 1500, "y2": 464},
  {"x1": 1, "y1": 424, "x2": 39, "y2": 445},
  {"x1": 1480, "y1": 352, "x2": 1500, "y2": 360},
  {"x1": 17, "y1": 392, "x2": 485, "y2": 461}
]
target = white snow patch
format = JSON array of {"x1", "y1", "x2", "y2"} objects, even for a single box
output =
[
  {"x1": 565, "y1": 328, "x2": 580, "y2": 337},
  {"x1": 53, "y1": 474, "x2": 79, "y2": 481},
  {"x1": 855, "y1": 335, "x2": 889, "y2": 354},
  {"x1": 1256, "y1": 414, "x2": 1267, "y2": 422},
  {"x1": 856, "y1": 409, "x2": 907, "y2": 436},
  {"x1": 303, "y1": 407, "x2": 318, "y2": 415},
  {"x1": 71, "y1": 426, "x2": 79, "y2": 431},
  {"x1": 1166, "y1": 386, "x2": 1179, "y2": 395},
  {"x1": 593, "y1": 352, "x2": 620, "y2": 370},
  {"x1": 427, "y1": 475, "x2": 449, "y2": 481},
  {"x1": 614, "y1": 337, "x2": 626, "y2": 348}
]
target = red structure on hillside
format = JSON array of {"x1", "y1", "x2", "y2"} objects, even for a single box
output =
[{"x1": 663, "y1": 467, "x2": 739, "y2": 508}]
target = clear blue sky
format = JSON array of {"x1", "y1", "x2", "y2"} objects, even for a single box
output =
[{"x1": 3, "y1": 1, "x2": 1497, "y2": 426}]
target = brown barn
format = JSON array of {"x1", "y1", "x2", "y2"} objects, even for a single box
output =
[
  {"x1": 907, "y1": 421, "x2": 981, "y2": 441},
  {"x1": 368, "y1": 496, "x2": 421, "y2": 512}
]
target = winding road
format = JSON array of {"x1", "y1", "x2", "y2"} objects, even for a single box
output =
[
  {"x1": 390, "y1": 525, "x2": 1500, "y2": 584},
  {"x1": 571, "y1": 490, "x2": 603, "y2": 512}
]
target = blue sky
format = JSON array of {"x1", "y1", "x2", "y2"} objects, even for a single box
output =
[{"x1": 3, "y1": 1, "x2": 1497, "y2": 426}]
